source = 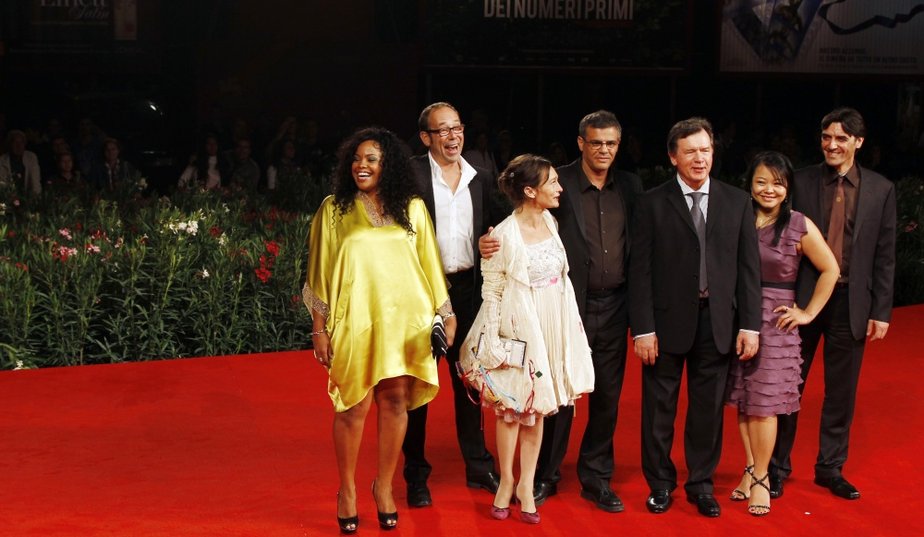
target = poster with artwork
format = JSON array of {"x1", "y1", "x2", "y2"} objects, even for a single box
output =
[{"x1": 720, "y1": 0, "x2": 924, "y2": 75}]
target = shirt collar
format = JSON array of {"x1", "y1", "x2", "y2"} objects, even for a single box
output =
[
  {"x1": 427, "y1": 152, "x2": 476, "y2": 186},
  {"x1": 677, "y1": 175, "x2": 710, "y2": 196},
  {"x1": 827, "y1": 162, "x2": 860, "y2": 187},
  {"x1": 579, "y1": 166, "x2": 616, "y2": 192}
]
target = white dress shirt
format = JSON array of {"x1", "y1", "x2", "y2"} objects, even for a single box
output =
[{"x1": 428, "y1": 152, "x2": 477, "y2": 274}]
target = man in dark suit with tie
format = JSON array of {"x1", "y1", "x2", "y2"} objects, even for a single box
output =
[
  {"x1": 401, "y1": 102, "x2": 504, "y2": 507},
  {"x1": 530, "y1": 110, "x2": 642, "y2": 513},
  {"x1": 629, "y1": 117, "x2": 761, "y2": 517},
  {"x1": 770, "y1": 107, "x2": 896, "y2": 501}
]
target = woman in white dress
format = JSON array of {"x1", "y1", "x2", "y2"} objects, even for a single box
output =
[{"x1": 459, "y1": 154, "x2": 594, "y2": 524}]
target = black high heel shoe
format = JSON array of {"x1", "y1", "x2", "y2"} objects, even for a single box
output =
[
  {"x1": 336, "y1": 491, "x2": 359, "y2": 534},
  {"x1": 372, "y1": 480, "x2": 398, "y2": 530}
]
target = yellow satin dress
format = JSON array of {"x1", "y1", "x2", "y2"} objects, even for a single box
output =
[{"x1": 304, "y1": 195, "x2": 448, "y2": 412}]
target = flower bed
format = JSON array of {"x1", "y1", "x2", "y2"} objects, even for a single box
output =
[{"x1": 1, "y1": 185, "x2": 316, "y2": 369}]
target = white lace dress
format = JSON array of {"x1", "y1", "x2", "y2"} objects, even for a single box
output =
[
  {"x1": 459, "y1": 211, "x2": 594, "y2": 426},
  {"x1": 496, "y1": 237, "x2": 581, "y2": 425}
]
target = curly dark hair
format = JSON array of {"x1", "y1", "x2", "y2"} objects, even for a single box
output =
[{"x1": 331, "y1": 126, "x2": 419, "y2": 234}]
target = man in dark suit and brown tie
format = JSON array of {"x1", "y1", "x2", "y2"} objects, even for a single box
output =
[
  {"x1": 402, "y1": 102, "x2": 504, "y2": 507},
  {"x1": 629, "y1": 117, "x2": 761, "y2": 517},
  {"x1": 770, "y1": 107, "x2": 896, "y2": 501}
]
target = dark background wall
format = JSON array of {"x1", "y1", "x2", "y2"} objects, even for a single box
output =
[{"x1": 1, "y1": 0, "x2": 921, "y2": 179}]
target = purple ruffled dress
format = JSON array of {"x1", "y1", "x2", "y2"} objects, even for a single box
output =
[{"x1": 726, "y1": 211, "x2": 807, "y2": 417}]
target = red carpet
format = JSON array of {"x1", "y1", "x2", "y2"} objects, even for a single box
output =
[{"x1": 2, "y1": 307, "x2": 924, "y2": 536}]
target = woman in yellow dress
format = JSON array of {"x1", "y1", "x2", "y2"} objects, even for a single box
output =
[{"x1": 303, "y1": 127, "x2": 456, "y2": 533}]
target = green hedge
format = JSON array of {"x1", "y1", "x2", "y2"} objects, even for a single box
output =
[
  {"x1": 2, "y1": 169, "x2": 921, "y2": 370},
  {"x1": 1, "y1": 183, "x2": 318, "y2": 369}
]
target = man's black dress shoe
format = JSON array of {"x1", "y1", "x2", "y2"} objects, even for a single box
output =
[
  {"x1": 407, "y1": 482, "x2": 432, "y2": 508},
  {"x1": 686, "y1": 493, "x2": 721, "y2": 517},
  {"x1": 580, "y1": 487, "x2": 624, "y2": 513},
  {"x1": 769, "y1": 474, "x2": 784, "y2": 499},
  {"x1": 465, "y1": 471, "x2": 500, "y2": 494},
  {"x1": 814, "y1": 475, "x2": 860, "y2": 500},
  {"x1": 645, "y1": 489, "x2": 672, "y2": 514},
  {"x1": 533, "y1": 480, "x2": 558, "y2": 506}
]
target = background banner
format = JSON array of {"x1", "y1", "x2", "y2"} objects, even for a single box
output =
[
  {"x1": 720, "y1": 0, "x2": 924, "y2": 75},
  {"x1": 424, "y1": 0, "x2": 691, "y2": 71}
]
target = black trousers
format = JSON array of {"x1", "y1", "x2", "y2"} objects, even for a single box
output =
[
  {"x1": 402, "y1": 270, "x2": 496, "y2": 485},
  {"x1": 536, "y1": 288, "x2": 628, "y2": 492},
  {"x1": 772, "y1": 287, "x2": 866, "y2": 480},
  {"x1": 640, "y1": 303, "x2": 729, "y2": 495}
]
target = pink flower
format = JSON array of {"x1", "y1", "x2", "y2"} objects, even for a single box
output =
[
  {"x1": 53, "y1": 245, "x2": 78, "y2": 262},
  {"x1": 58, "y1": 228, "x2": 73, "y2": 240},
  {"x1": 85, "y1": 244, "x2": 101, "y2": 254}
]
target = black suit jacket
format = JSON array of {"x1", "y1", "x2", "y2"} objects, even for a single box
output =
[
  {"x1": 793, "y1": 163, "x2": 896, "y2": 339},
  {"x1": 550, "y1": 158, "x2": 643, "y2": 319},
  {"x1": 409, "y1": 155, "x2": 505, "y2": 303},
  {"x1": 628, "y1": 178, "x2": 762, "y2": 355}
]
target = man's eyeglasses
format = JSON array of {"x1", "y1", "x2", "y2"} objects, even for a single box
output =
[
  {"x1": 582, "y1": 138, "x2": 619, "y2": 151},
  {"x1": 426, "y1": 124, "x2": 465, "y2": 138}
]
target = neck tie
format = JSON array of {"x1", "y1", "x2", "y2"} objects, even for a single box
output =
[
  {"x1": 827, "y1": 176, "x2": 846, "y2": 268},
  {"x1": 688, "y1": 191, "x2": 707, "y2": 294}
]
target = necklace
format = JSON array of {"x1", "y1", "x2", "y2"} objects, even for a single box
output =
[
  {"x1": 756, "y1": 214, "x2": 778, "y2": 229},
  {"x1": 358, "y1": 191, "x2": 392, "y2": 227}
]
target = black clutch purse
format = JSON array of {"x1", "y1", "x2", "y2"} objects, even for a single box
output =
[{"x1": 431, "y1": 314, "x2": 448, "y2": 358}]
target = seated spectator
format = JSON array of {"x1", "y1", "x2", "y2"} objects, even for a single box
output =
[
  {"x1": 71, "y1": 117, "x2": 105, "y2": 177},
  {"x1": 0, "y1": 130, "x2": 42, "y2": 195},
  {"x1": 265, "y1": 116, "x2": 305, "y2": 163},
  {"x1": 266, "y1": 138, "x2": 305, "y2": 191},
  {"x1": 225, "y1": 137, "x2": 261, "y2": 192},
  {"x1": 90, "y1": 138, "x2": 142, "y2": 193},
  {"x1": 546, "y1": 141, "x2": 569, "y2": 167},
  {"x1": 462, "y1": 130, "x2": 498, "y2": 175},
  {"x1": 178, "y1": 134, "x2": 228, "y2": 191},
  {"x1": 45, "y1": 151, "x2": 86, "y2": 191}
]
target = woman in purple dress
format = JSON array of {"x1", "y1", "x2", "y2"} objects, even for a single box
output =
[{"x1": 726, "y1": 151, "x2": 839, "y2": 516}]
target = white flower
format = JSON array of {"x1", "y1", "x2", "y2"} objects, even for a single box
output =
[
  {"x1": 0, "y1": 202, "x2": 6, "y2": 215},
  {"x1": 197, "y1": 267, "x2": 210, "y2": 279},
  {"x1": 185, "y1": 221, "x2": 199, "y2": 236},
  {"x1": 137, "y1": 177, "x2": 148, "y2": 190},
  {"x1": 218, "y1": 233, "x2": 227, "y2": 246},
  {"x1": 14, "y1": 360, "x2": 25, "y2": 370},
  {"x1": 178, "y1": 222, "x2": 188, "y2": 232}
]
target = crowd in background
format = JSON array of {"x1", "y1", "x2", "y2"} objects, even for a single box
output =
[{"x1": 3, "y1": 108, "x2": 922, "y2": 206}]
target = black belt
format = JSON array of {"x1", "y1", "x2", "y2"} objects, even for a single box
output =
[
  {"x1": 699, "y1": 297, "x2": 710, "y2": 309},
  {"x1": 446, "y1": 268, "x2": 474, "y2": 284},
  {"x1": 587, "y1": 285, "x2": 624, "y2": 298}
]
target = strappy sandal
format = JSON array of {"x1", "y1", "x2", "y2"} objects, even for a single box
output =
[
  {"x1": 730, "y1": 465, "x2": 753, "y2": 501},
  {"x1": 748, "y1": 473, "x2": 772, "y2": 517}
]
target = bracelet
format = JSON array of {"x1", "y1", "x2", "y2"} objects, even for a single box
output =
[
  {"x1": 443, "y1": 312, "x2": 456, "y2": 318},
  {"x1": 311, "y1": 329, "x2": 327, "y2": 336}
]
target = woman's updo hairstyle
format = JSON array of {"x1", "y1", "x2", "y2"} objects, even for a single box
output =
[{"x1": 497, "y1": 154, "x2": 552, "y2": 207}]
